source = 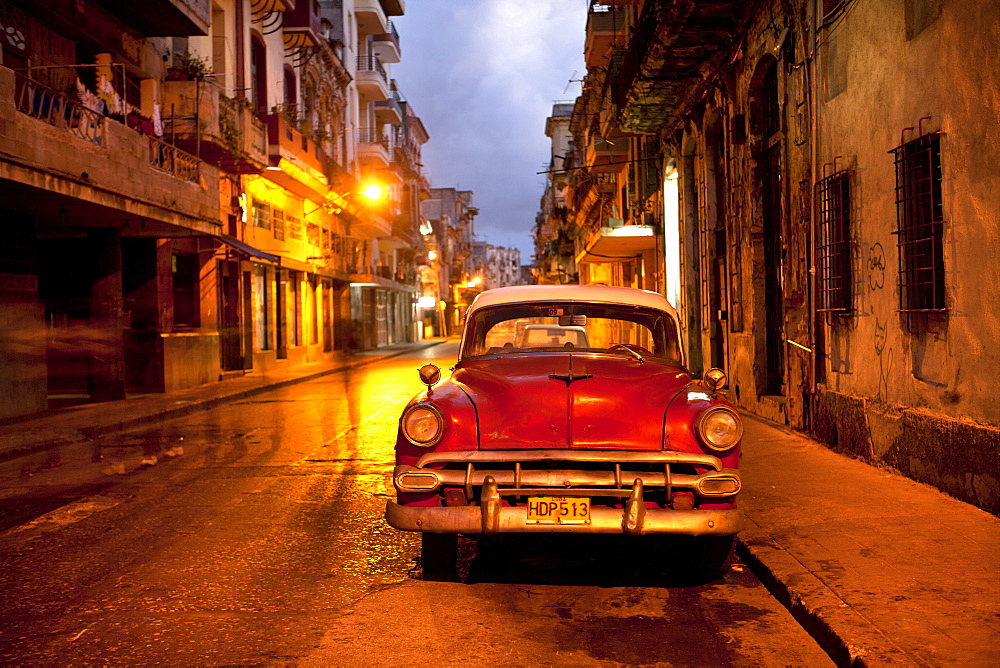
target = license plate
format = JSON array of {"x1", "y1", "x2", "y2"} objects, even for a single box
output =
[{"x1": 526, "y1": 497, "x2": 591, "y2": 524}]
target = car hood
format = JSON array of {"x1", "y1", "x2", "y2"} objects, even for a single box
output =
[{"x1": 452, "y1": 353, "x2": 690, "y2": 451}]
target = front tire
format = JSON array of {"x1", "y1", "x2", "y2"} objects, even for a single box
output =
[
  {"x1": 689, "y1": 534, "x2": 736, "y2": 582},
  {"x1": 420, "y1": 532, "x2": 458, "y2": 577}
]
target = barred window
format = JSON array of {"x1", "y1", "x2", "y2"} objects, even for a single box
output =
[
  {"x1": 816, "y1": 168, "x2": 852, "y2": 316},
  {"x1": 891, "y1": 132, "x2": 946, "y2": 313},
  {"x1": 286, "y1": 215, "x2": 302, "y2": 240},
  {"x1": 251, "y1": 197, "x2": 271, "y2": 229},
  {"x1": 272, "y1": 208, "x2": 285, "y2": 241}
]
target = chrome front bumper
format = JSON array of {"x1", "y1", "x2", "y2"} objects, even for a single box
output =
[
  {"x1": 385, "y1": 473, "x2": 742, "y2": 537},
  {"x1": 384, "y1": 500, "x2": 741, "y2": 536}
]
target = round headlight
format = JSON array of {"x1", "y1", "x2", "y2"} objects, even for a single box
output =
[
  {"x1": 401, "y1": 403, "x2": 444, "y2": 447},
  {"x1": 696, "y1": 407, "x2": 743, "y2": 451}
]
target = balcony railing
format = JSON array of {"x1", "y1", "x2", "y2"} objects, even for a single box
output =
[
  {"x1": 357, "y1": 127, "x2": 389, "y2": 149},
  {"x1": 357, "y1": 55, "x2": 387, "y2": 83},
  {"x1": 148, "y1": 137, "x2": 201, "y2": 183},
  {"x1": 14, "y1": 73, "x2": 104, "y2": 145}
]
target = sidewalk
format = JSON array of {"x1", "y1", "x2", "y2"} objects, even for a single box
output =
[
  {"x1": 0, "y1": 338, "x2": 448, "y2": 463},
  {"x1": 739, "y1": 415, "x2": 1000, "y2": 666},
  {"x1": 1, "y1": 352, "x2": 997, "y2": 666}
]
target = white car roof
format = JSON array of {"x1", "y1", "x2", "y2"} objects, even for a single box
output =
[{"x1": 468, "y1": 284, "x2": 678, "y2": 319}]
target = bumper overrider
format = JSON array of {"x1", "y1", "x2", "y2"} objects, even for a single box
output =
[{"x1": 385, "y1": 450, "x2": 742, "y2": 537}]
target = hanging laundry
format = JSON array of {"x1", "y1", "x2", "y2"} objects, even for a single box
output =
[
  {"x1": 76, "y1": 77, "x2": 104, "y2": 114},
  {"x1": 152, "y1": 102, "x2": 164, "y2": 137},
  {"x1": 97, "y1": 74, "x2": 125, "y2": 116}
]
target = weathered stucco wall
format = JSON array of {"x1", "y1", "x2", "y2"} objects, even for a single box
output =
[
  {"x1": 818, "y1": 0, "x2": 1000, "y2": 422},
  {"x1": 813, "y1": 0, "x2": 1000, "y2": 513}
]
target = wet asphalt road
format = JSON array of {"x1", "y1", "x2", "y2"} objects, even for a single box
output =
[{"x1": 0, "y1": 343, "x2": 832, "y2": 666}]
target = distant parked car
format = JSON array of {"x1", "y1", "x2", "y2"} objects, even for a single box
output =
[
  {"x1": 517, "y1": 324, "x2": 590, "y2": 348},
  {"x1": 385, "y1": 284, "x2": 743, "y2": 580}
]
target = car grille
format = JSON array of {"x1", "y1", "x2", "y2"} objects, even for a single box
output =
[{"x1": 394, "y1": 449, "x2": 740, "y2": 501}]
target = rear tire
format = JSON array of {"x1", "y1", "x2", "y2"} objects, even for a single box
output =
[{"x1": 421, "y1": 533, "x2": 458, "y2": 577}]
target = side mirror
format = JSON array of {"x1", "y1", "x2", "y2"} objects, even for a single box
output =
[
  {"x1": 418, "y1": 364, "x2": 441, "y2": 388},
  {"x1": 705, "y1": 368, "x2": 727, "y2": 393}
]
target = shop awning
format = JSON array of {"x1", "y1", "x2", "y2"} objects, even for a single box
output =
[{"x1": 215, "y1": 235, "x2": 280, "y2": 264}]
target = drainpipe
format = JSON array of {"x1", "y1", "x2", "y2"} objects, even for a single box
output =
[{"x1": 807, "y1": 0, "x2": 821, "y2": 403}]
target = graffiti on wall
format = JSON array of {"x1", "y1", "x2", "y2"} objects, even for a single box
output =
[
  {"x1": 873, "y1": 318, "x2": 893, "y2": 403},
  {"x1": 867, "y1": 242, "x2": 885, "y2": 291},
  {"x1": 868, "y1": 242, "x2": 892, "y2": 403}
]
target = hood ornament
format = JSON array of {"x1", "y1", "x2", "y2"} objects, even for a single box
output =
[{"x1": 548, "y1": 355, "x2": 593, "y2": 386}]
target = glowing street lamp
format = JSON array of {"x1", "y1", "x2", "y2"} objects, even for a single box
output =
[
  {"x1": 322, "y1": 181, "x2": 386, "y2": 214},
  {"x1": 360, "y1": 182, "x2": 384, "y2": 203},
  {"x1": 428, "y1": 250, "x2": 438, "y2": 261}
]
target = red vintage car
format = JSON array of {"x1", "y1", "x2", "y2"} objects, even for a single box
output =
[{"x1": 385, "y1": 285, "x2": 743, "y2": 579}]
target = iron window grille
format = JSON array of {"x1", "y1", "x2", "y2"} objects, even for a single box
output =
[
  {"x1": 272, "y1": 208, "x2": 285, "y2": 241},
  {"x1": 890, "y1": 131, "x2": 946, "y2": 314},
  {"x1": 816, "y1": 167, "x2": 852, "y2": 319},
  {"x1": 251, "y1": 197, "x2": 271, "y2": 230}
]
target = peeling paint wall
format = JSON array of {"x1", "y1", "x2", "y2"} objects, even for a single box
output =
[{"x1": 811, "y1": 0, "x2": 1000, "y2": 514}]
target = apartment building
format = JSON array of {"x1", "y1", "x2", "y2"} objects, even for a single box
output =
[
  {"x1": 0, "y1": 0, "x2": 427, "y2": 419},
  {"x1": 533, "y1": 101, "x2": 576, "y2": 285},
  {"x1": 419, "y1": 187, "x2": 477, "y2": 336}
]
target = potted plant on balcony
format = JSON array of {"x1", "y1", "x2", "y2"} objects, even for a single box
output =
[{"x1": 167, "y1": 50, "x2": 213, "y2": 81}]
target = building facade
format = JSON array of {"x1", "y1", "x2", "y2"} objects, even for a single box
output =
[
  {"x1": 0, "y1": 0, "x2": 429, "y2": 419},
  {"x1": 419, "y1": 187, "x2": 477, "y2": 335},
  {"x1": 537, "y1": 0, "x2": 1000, "y2": 513}
]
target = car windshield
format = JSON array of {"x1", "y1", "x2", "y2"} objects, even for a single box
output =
[{"x1": 461, "y1": 302, "x2": 683, "y2": 364}]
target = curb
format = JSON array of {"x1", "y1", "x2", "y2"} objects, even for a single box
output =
[
  {"x1": 738, "y1": 522, "x2": 916, "y2": 667},
  {"x1": 0, "y1": 340, "x2": 446, "y2": 464}
]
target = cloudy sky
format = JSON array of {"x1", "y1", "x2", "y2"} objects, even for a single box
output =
[{"x1": 391, "y1": 1, "x2": 588, "y2": 262}]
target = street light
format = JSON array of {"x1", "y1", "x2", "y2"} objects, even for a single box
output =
[
  {"x1": 324, "y1": 180, "x2": 386, "y2": 214},
  {"x1": 360, "y1": 182, "x2": 384, "y2": 203}
]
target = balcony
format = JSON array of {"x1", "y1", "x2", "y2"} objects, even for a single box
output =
[
  {"x1": 372, "y1": 21, "x2": 401, "y2": 64},
  {"x1": 4, "y1": 68, "x2": 219, "y2": 234},
  {"x1": 355, "y1": 0, "x2": 389, "y2": 34},
  {"x1": 357, "y1": 128, "x2": 390, "y2": 169},
  {"x1": 585, "y1": 135, "x2": 628, "y2": 173},
  {"x1": 161, "y1": 80, "x2": 267, "y2": 174},
  {"x1": 283, "y1": 0, "x2": 322, "y2": 51},
  {"x1": 260, "y1": 112, "x2": 329, "y2": 202},
  {"x1": 391, "y1": 216, "x2": 419, "y2": 248},
  {"x1": 95, "y1": 0, "x2": 210, "y2": 36},
  {"x1": 351, "y1": 210, "x2": 391, "y2": 239},
  {"x1": 576, "y1": 223, "x2": 657, "y2": 265},
  {"x1": 585, "y1": 5, "x2": 627, "y2": 67},
  {"x1": 382, "y1": 0, "x2": 405, "y2": 16},
  {"x1": 356, "y1": 55, "x2": 389, "y2": 101},
  {"x1": 373, "y1": 90, "x2": 402, "y2": 124},
  {"x1": 614, "y1": 1, "x2": 749, "y2": 133}
]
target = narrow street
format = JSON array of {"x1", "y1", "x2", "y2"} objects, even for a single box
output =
[{"x1": 0, "y1": 343, "x2": 831, "y2": 666}]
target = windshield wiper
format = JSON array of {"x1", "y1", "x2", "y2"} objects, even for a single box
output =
[{"x1": 609, "y1": 343, "x2": 645, "y2": 364}]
